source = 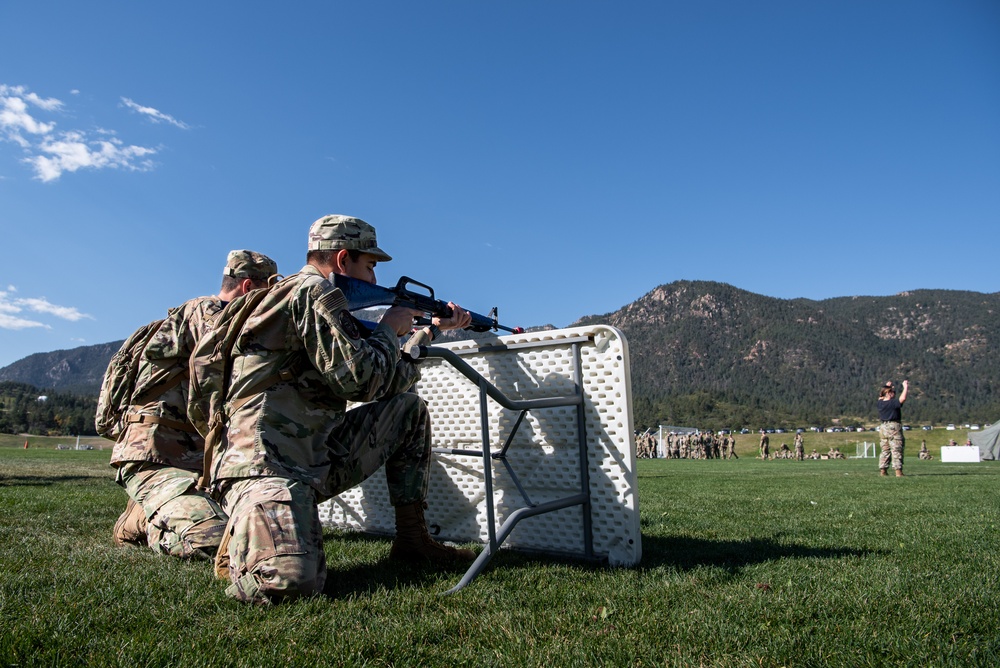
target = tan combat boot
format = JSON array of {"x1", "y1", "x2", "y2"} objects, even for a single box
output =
[
  {"x1": 895, "y1": 469, "x2": 904, "y2": 477},
  {"x1": 112, "y1": 497, "x2": 148, "y2": 548},
  {"x1": 879, "y1": 469, "x2": 888, "y2": 477},
  {"x1": 389, "y1": 501, "x2": 476, "y2": 564}
]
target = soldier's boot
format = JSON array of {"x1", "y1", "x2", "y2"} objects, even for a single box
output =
[
  {"x1": 879, "y1": 469, "x2": 888, "y2": 477},
  {"x1": 113, "y1": 498, "x2": 148, "y2": 548},
  {"x1": 389, "y1": 501, "x2": 476, "y2": 564},
  {"x1": 895, "y1": 469, "x2": 904, "y2": 477}
]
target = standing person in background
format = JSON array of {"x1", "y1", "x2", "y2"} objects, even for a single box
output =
[{"x1": 877, "y1": 380, "x2": 909, "y2": 477}]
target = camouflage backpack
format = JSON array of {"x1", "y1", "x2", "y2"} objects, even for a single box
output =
[
  {"x1": 188, "y1": 285, "x2": 293, "y2": 489},
  {"x1": 94, "y1": 317, "x2": 168, "y2": 440}
]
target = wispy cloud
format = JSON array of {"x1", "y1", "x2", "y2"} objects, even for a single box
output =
[
  {"x1": 0, "y1": 84, "x2": 175, "y2": 182},
  {"x1": 26, "y1": 130, "x2": 157, "y2": 182},
  {"x1": 0, "y1": 85, "x2": 58, "y2": 146},
  {"x1": 0, "y1": 286, "x2": 93, "y2": 330},
  {"x1": 121, "y1": 97, "x2": 190, "y2": 129}
]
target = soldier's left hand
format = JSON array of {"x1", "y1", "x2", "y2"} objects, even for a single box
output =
[{"x1": 434, "y1": 303, "x2": 472, "y2": 331}]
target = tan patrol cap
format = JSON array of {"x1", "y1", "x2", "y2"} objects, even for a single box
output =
[
  {"x1": 307, "y1": 214, "x2": 392, "y2": 262},
  {"x1": 223, "y1": 250, "x2": 278, "y2": 281}
]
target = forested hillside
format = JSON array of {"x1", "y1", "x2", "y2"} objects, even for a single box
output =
[
  {"x1": 574, "y1": 281, "x2": 1000, "y2": 430},
  {"x1": 0, "y1": 382, "x2": 98, "y2": 436}
]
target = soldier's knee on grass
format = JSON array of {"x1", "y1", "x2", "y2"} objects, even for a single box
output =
[{"x1": 225, "y1": 554, "x2": 326, "y2": 605}]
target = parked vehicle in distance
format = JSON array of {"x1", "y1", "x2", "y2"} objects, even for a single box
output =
[
  {"x1": 902, "y1": 425, "x2": 911, "y2": 430},
  {"x1": 921, "y1": 425, "x2": 933, "y2": 430},
  {"x1": 971, "y1": 425, "x2": 980, "y2": 430},
  {"x1": 947, "y1": 424, "x2": 956, "y2": 430}
]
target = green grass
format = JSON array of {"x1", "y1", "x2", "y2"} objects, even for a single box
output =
[{"x1": 2, "y1": 448, "x2": 999, "y2": 667}]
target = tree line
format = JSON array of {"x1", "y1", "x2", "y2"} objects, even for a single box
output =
[{"x1": 0, "y1": 382, "x2": 98, "y2": 436}]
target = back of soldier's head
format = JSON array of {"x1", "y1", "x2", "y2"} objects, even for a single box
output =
[{"x1": 220, "y1": 250, "x2": 278, "y2": 292}]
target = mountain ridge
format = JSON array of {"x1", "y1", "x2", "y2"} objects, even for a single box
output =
[{"x1": 3, "y1": 280, "x2": 998, "y2": 430}]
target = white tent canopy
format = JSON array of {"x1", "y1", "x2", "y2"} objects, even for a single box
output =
[{"x1": 970, "y1": 421, "x2": 1000, "y2": 461}]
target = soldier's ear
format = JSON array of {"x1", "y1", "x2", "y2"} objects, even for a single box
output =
[{"x1": 334, "y1": 249, "x2": 351, "y2": 273}]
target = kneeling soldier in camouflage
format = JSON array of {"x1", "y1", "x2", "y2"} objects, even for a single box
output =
[
  {"x1": 204, "y1": 215, "x2": 476, "y2": 605},
  {"x1": 111, "y1": 250, "x2": 277, "y2": 559}
]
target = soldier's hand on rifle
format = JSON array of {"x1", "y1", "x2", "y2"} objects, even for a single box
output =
[
  {"x1": 381, "y1": 306, "x2": 423, "y2": 336},
  {"x1": 434, "y1": 302, "x2": 472, "y2": 332}
]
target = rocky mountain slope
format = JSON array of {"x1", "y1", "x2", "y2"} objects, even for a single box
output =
[{"x1": 3, "y1": 281, "x2": 998, "y2": 430}]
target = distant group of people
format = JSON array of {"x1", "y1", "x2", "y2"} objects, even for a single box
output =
[
  {"x1": 635, "y1": 431, "x2": 738, "y2": 459},
  {"x1": 758, "y1": 430, "x2": 845, "y2": 460},
  {"x1": 636, "y1": 429, "x2": 859, "y2": 461}
]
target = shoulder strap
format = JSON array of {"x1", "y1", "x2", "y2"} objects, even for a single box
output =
[{"x1": 197, "y1": 287, "x2": 276, "y2": 490}]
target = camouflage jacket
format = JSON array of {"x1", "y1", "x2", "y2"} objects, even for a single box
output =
[
  {"x1": 211, "y1": 265, "x2": 424, "y2": 496},
  {"x1": 111, "y1": 295, "x2": 224, "y2": 470}
]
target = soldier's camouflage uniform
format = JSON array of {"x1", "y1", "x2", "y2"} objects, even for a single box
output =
[
  {"x1": 111, "y1": 296, "x2": 229, "y2": 559},
  {"x1": 878, "y1": 421, "x2": 905, "y2": 471},
  {"x1": 210, "y1": 264, "x2": 434, "y2": 604}
]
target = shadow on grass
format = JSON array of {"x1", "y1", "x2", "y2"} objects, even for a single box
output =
[
  {"x1": 315, "y1": 529, "x2": 883, "y2": 596},
  {"x1": 638, "y1": 534, "x2": 881, "y2": 572},
  {"x1": 320, "y1": 530, "x2": 475, "y2": 598},
  {"x1": 0, "y1": 474, "x2": 103, "y2": 487}
]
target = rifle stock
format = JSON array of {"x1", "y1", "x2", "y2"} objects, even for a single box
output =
[{"x1": 332, "y1": 274, "x2": 523, "y2": 334}]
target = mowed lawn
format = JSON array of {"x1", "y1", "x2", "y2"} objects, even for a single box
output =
[{"x1": 1, "y1": 443, "x2": 998, "y2": 667}]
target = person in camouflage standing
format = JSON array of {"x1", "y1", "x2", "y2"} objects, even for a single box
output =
[
  {"x1": 877, "y1": 380, "x2": 908, "y2": 477},
  {"x1": 207, "y1": 214, "x2": 476, "y2": 605},
  {"x1": 111, "y1": 250, "x2": 278, "y2": 559},
  {"x1": 794, "y1": 432, "x2": 805, "y2": 461},
  {"x1": 759, "y1": 429, "x2": 770, "y2": 460}
]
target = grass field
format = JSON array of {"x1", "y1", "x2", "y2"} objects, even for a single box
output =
[{"x1": 2, "y1": 441, "x2": 998, "y2": 667}]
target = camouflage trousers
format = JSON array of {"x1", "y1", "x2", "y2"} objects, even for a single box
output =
[
  {"x1": 117, "y1": 461, "x2": 227, "y2": 559},
  {"x1": 879, "y1": 421, "x2": 905, "y2": 471},
  {"x1": 216, "y1": 392, "x2": 431, "y2": 605}
]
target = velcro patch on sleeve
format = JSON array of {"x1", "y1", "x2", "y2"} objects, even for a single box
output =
[{"x1": 317, "y1": 287, "x2": 347, "y2": 314}]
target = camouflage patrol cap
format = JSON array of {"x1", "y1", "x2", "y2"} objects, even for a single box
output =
[
  {"x1": 223, "y1": 250, "x2": 278, "y2": 281},
  {"x1": 307, "y1": 214, "x2": 392, "y2": 262}
]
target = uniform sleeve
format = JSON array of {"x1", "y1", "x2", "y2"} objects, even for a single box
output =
[{"x1": 292, "y1": 280, "x2": 404, "y2": 403}]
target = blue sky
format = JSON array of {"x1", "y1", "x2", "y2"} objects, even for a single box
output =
[{"x1": 1, "y1": 1, "x2": 998, "y2": 369}]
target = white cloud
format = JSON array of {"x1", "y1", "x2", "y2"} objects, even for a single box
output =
[
  {"x1": 0, "y1": 85, "x2": 58, "y2": 145},
  {"x1": 121, "y1": 97, "x2": 190, "y2": 130},
  {"x1": 0, "y1": 314, "x2": 49, "y2": 330},
  {"x1": 16, "y1": 297, "x2": 93, "y2": 322},
  {"x1": 24, "y1": 91, "x2": 63, "y2": 112},
  {"x1": 26, "y1": 130, "x2": 157, "y2": 182},
  {"x1": 0, "y1": 286, "x2": 92, "y2": 330},
  {"x1": 0, "y1": 83, "x2": 163, "y2": 182}
]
